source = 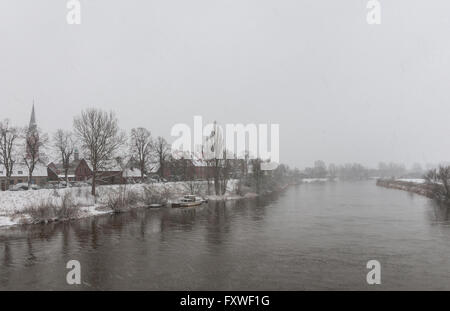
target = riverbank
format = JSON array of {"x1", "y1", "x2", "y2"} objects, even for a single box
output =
[
  {"x1": 0, "y1": 181, "x2": 225, "y2": 227},
  {"x1": 376, "y1": 179, "x2": 435, "y2": 198},
  {"x1": 0, "y1": 179, "x2": 290, "y2": 228}
]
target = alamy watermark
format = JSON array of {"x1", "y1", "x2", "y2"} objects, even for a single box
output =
[
  {"x1": 366, "y1": 260, "x2": 381, "y2": 285},
  {"x1": 67, "y1": 0, "x2": 81, "y2": 25},
  {"x1": 64, "y1": 259, "x2": 380, "y2": 286},
  {"x1": 66, "y1": 2, "x2": 380, "y2": 26},
  {"x1": 66, "y1": 260, "x2": 81, "y2": 285},
  {"x1": 171, "y1": 116, "x2": 280, "y2": 170},
  {"x1": 367, "y1": 0, "x2": 381, "y2": 25}
]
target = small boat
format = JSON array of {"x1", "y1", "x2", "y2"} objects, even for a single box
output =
[
  {"x1": 172, "y1": 195, "x2": 206, "y2": 208},
  {"x1": 148, "y1": 203, "x2": 165, "y2": 208}
]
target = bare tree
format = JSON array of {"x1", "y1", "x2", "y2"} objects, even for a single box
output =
[
  {"x1": 217, "y1": 150, "x2": 235, "y2": 195},
  {"x1": 424, "y1": 168, "x2": 438, "y2": 184},
  {"x1": 73, "y1": 109, "x2": 126, "y2": 196},
  {"x1": 53, "y1": 129, "x2": 75, "y2": 187},
  {"x1": 153, "y1": 136, "x2": 171, "y2": 179},
  {"x1": 130, "y1": 127, "x2": 153, "y2": 182},
  {"x1": 202, "y1": 122, "x2": 230, "y2": 195},
  {"x1": 251, "y1": 158, "x2": 263, "y2": 194},
  {"x1": 424, "y1": 166, "x2": 450, "y2": 202},
  {"x1": 182, "y1": 180, "x2": 202, "y2": 195},
  {"x1": 328, "y1": 163, "x2": 337, "y2": 180},
  {"x1": 22, "y1": 126, "x2": 48, "y2": 189},
  {"x1": 0, "y1": 119, "x2": 20, "y2": 190}
]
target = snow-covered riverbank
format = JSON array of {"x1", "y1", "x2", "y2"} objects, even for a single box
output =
[
  {"x1": 376, "y1": 179, "x2": 434, "y2": 198},
  {"x1": 0, "y1": 180, "x2": 247, "y2": 228},
  {"x1": 301, "y1": 178, "x2": 329, "y2": 183}
]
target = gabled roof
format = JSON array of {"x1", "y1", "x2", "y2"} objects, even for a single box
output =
[
  {"x1": 50, "y1": 159, "x2": 83, "y2": 175},
  {"x1": 123, "y1": 167, "x2": 145, "y2": 178},
  {"x1": 0, "y1": 163, "x2": 48, "y2": 177}
]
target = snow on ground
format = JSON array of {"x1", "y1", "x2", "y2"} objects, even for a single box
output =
[
  {"x1": 77, "y1": 205, "x2": 112, "y2": 219},
  {"x1": 0, "y1": 216, "x2": 18, "y2": 227},
  {"x1": 0, "y1": 180, "x2": 240, "y2": 227},
  {"x1": 396, "y1": 178, "x2": 426, "y2": 184},
  {"x1": 301, "y1": 178, "x2": 328, "y2": 183},
  {"x1": 0, "y1": 187, "x2": 94, "y2": 215}
]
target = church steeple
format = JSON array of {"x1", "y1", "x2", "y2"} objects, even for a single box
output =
[
  {"x1": 26, "y1": 102, "x2": 39, "y2": 159},
  {"x1": 29, "y1": 102, "x2": 37, "y2": 130}
]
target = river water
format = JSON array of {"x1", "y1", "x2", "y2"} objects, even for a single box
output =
[{"x1": 1, "y1": 181, "x2": 449, "y2": 290}]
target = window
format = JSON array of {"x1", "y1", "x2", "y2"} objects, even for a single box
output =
[{"x1": 18, "y1": 171, "x2": 23, "y2": 175}]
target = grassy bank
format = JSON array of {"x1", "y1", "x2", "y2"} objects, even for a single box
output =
[{"x1": 376, "y1": 179, "x2": 435, "y2": 199}]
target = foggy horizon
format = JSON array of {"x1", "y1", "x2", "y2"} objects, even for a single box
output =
[{"x1": 2, "y1": 0, "x2": 450, "y2": 169}]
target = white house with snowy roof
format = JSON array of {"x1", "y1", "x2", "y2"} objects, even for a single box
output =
[
  {"x1": 0, "y1": 163, "x2": 48, "y2": 191},
  {"x1": 0, "y1": 105, "x2": 48, "y2": 191}
]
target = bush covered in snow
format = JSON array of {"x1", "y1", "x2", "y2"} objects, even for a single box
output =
[{"x1": 22, "y1": 191, "x2": 80, "y2": 223}]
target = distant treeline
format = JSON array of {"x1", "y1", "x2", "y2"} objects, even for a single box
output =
[{"x1": 300, "y1": 161, "x2": 430, "y2": 180}]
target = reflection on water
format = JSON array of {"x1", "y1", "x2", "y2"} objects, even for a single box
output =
[
  {"x1": 1, "y1": 181, "x2": 450, "y2": 290},
  {"x1": 427, "y1": 201, "x2": 450, "y2": 223}
]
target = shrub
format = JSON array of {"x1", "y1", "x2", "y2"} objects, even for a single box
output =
[
  {"x1": 424, "y1": 166, "x2": 450, "y2": 203},
  {"x1": 234, "y1": 178, "x2": 252, "y2": 196},
  {"x1": 24, "y1": 192, "x2": 79, "y2": 223},
  {"x1": 52, "y1": 188, "x2": 60, "y2": 197},
  {"x1": 106, "y1": 186, "x2": 141, "y2": 213},
  {"x1": 57, "y1": 192, "x2": 79, "y2": 219},
  {"x1": 143, "y1": 186, "x2": 168, "y2": 205},
  {"x1": 182, "y1": 181, "x2": 202, "y2": 195}
]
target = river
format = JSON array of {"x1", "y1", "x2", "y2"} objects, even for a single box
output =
[{"x1": 1, "y1": 181, "x2": 449, "y2": 290}]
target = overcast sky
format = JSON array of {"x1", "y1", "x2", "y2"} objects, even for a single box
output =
[{"x1": 1, "y1": 0, "x2": 449, "y2": 169}]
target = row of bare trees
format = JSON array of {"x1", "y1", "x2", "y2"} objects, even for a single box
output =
[
  {"x1": 72, "y1": 109, "x2": 172, "y2": 195},
  {"x1": 0, "y1": 108, "x2": 173, "y2": 195},
  {"x1": 2, "y1": 108, "x2": 294, "y2": 198}
]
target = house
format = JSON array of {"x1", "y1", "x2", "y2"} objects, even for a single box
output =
[
  {"x1": 48, "y1": 152, "x2": 145, "y2": 185},
  {"x1": 192, "y1": 159, "x2": 215, "y2": 180},
  {"x1": 162, "y1": 157, "x2": 217, "y2": 181},
  {"x1": 91, "y1": 157, "x2": 145, "y2": 185},
  {"x1": 0, "y1": 163, "x2": 48, "y2": 191},
  {"x1": 0, "y1": 105, "x2": 48, "y2": 191},
  {"x1": 47, "y1": 150, "x2": 92, "y2": 183},
  {"x1": 162, "y1": 157, "x2": 194, "y2": 181}
]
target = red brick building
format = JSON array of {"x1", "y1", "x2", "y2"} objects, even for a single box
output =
[
  {"x1": 162, "y1": 158, "x2": 215, "y2": 181},
  {"x1": 47, "y1": 151, "x2": 93, "y2": 183}
]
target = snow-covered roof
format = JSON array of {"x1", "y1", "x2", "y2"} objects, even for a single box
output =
[
  {"x1": 192, "y1": 159, "x2": 208, "y2": 167},
  {"x1": 98, "y1": 157, "x2": 133, "y2": 172},
  {"x1": 0, "y1": 163, "x2": 48, "y2": 177},
  {"x1": 50, "y1": 160, "x2": 82, "y2": 175},
  {"x1": 102, "y1": 160, "x2": 126, "y2": 171},
  {"x1": 123, "y1": 168, "x2": 144, "y2": 178}
]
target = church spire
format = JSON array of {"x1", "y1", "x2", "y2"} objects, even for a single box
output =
[
  {"x1": 29, "y1": 102, "x2": 37, "y2": 130},
  {"x1": 26, "y1": 102, "x2": 39, "y2": 159}
]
